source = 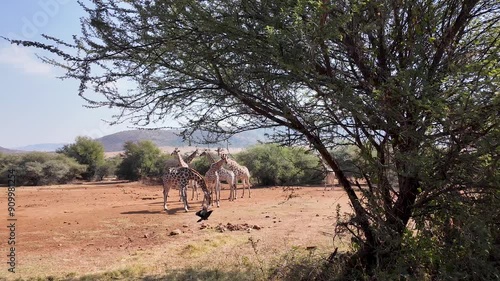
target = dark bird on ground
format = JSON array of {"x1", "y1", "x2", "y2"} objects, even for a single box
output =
[{"x1": 196, "y1": 209, "x2": 213, "y2": 222}]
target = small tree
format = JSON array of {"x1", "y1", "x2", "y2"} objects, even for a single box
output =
[
  {"x1": 117, "y1": 140, "x2": 167, "y2": 180},
  {"x1": 57, "y1": 136, "x2": 105, "y2": 180},
  {"x1": 95, "y1": 155, "x2": 122, "y2": 180},
  {"x1": 236, "y1": 144, "x2": 323, "y2": 186}
]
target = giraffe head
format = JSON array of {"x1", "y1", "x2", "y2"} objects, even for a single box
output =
[
  {"x1": 170, "y1": 148, "x2": 180, "y2": 156},
  {"x1": 216, "y1": 147, "x2": 225, "y2": 156},
  {"x1": 200, "y1": 148, "x2": 213, "y2": 157},
  {"x1": 220, "y1": 153, "x2": 229, "y2": 164}
]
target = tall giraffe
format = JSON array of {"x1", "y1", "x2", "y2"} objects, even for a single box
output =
[
  {"x1": 203, "y1": 154, "x2": 228, "y2": 207},
  {"x1": 200, "y1": 149, "x2": 237, "y2": 201},
  {"x1": 171, "y1": 147, "x2": 189, "y2": 167},
  {"x1": 162, "y1": 167, "x2": 211, "y2": 212},
  {"x1": 184, "y1": 148, "x2": 200, "y2": 199},
  {"x1": 216, "y1": 148, "x2": 251, "y2": 198},
  {"x1": 185, "y1": 148, "x2": 199, "y2": 165},
  {"x1": 318, "y1": 153, "x2": 337, "y2": 190},
  {"x1": 171, "y1": 148, "x2": 200, "y2": 200}
]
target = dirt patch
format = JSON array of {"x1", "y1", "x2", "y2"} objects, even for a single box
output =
[{"x1": 0, "y1": 182, "x2": 351, "y2": 279}]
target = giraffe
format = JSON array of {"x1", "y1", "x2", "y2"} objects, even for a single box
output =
[
  {"x1": 203, "y1": 153, "x2": 229, "y2": 207},
  {"x1": 171, "y1": 147, "x2": 189, "y2": 167},
  {"x1": 317, "y1": 153, "x2": 337, "y2": 190},
  {"x1": 216, "y1": 148, "x2": 251, "y2": 198},
  {"x1": 185, "y1": 148, "x2": 200, "y2": 164},
  {"x1": 171, "y1": 148, "x2": 200, "y2": 200},
  {"x1": 162, "y1": 167, "x2": 211, "y2": 212},
  {"x1": 200, "y1": 149, "x2": 237, "y2": 201},
  {"x1": 184, "y1": 148, "x2": 200, "y2": 199}
]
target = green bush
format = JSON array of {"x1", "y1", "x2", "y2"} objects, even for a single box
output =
[
  {"x1": 329, "y1": 146, "x2": 363, "y2": 179},
  {"x1": 0, "y1": 152, "x2": 86, "y2": 186},
  {"x1": 235, "y1": 144, "x2": 323, "y2": 186},
  {"x1": 57, "y1": 136, "x2": 105, "y2": 180},
  {"x1": 116, "y1": 141, "x2": 170, "y2": 180},
  {"x1": 191, "y1": 155, "x2": 213, "y2": 175},
  {"x1": 95, "y1": 156, "x2": 122, "y2": 180}
]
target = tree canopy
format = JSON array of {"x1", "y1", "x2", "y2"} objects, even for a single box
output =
[
  {"x1": 116, "y1": 140, "x2": 167, "y2": 180},
  {"x1": 7, "y1": 0, "x2": 499, "y2": 277},
  {"x1": 57, "y1": 136, "x2": 105, "y2": 180}
]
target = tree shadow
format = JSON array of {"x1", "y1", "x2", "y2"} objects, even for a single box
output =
[
  {"x1": 147, "y1": 201, "x2": 164, "y2": 205},
  {"x1": 141, "y1": 268, "x2": 259, "y2": 281},
  {"x1": 120, "y1": 210, "x2": 165, "y2": 215},
  {"x1": 69, "y1": 268, "x2": 260, "y2": 281}
]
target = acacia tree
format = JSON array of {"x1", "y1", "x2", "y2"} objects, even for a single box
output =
[
  {"x1": 116, "y1": 140, "x2": 166, "y2": 180},
  {"x1": 57, "y1": 136, "x2": 105, "y2": 180},
  {"x1": 7, "y1": 0, "x2": 499, "y2": 276}
]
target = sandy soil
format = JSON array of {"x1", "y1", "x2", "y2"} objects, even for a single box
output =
[{"x1": 0, "y1": 181, "x2": 351, "y2": 279}]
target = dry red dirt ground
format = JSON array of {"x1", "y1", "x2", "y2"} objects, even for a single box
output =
[{"x1": 0, "y1": 181, "x2": 351, "y2": 279}]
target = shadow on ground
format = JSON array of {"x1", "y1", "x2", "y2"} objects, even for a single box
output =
[{"x1": 23, "y1": 268, "x2": 262, "y2": 281}]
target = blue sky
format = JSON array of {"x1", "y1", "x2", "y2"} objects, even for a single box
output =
[{"x1": 0, "y1": 1, "x2": 172, "y2": 148}]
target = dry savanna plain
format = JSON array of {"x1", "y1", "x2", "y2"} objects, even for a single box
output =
[{"x1": 0, "y1": 181, "x2": 352, "y2": 280}]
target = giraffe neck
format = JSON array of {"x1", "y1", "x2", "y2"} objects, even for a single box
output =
[
  {"x1": 203, "y1": 151, "x2": 216, "y2": 163},
  {"x1": 189, "y1": 169, "x2": 209, "y2": 193},
  {"x1": 185, "y1": 150, "x2": 198, "y2": 164},
  {"x1": 209, "y1": 158, "x2": 226, "y2": 172},
  {"x1": 175, "y1": 152, "x2": 189, "y2": 167}
]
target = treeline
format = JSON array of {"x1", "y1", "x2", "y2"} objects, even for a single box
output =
[{"x1": 1, "y1": 137, "x2": 360, "y2": 186}]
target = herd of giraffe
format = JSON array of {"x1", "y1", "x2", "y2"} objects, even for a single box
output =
[{"x1": 162, "y1": 148, "x2": 251, "y2": 213}]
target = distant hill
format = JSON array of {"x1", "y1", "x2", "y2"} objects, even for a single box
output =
[
  {"x1": 3, "y1": 129, "x2": 269, "y2": 154},
  {"x1": 96, "y1": 129, "x2": 269, "y2": 152},
  {"x1": 0, "y1": 146, "x2": 25, "y2": 154},
  {"x1": 14, "y1": 143, "x2": 67, "y2": 152}
]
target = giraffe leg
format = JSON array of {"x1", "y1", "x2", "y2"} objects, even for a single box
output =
[
  {"x1": 202, "y1": 189, "x2": 211, "y2": 209},
  {"x1": 234, "y1": 181, "x2": 238, "y2": 200},
  {"x1": 193, "y1": 181, "x2": 199, "y2": 201},
  {"x1": 216, "y1": 181, "x2": 221, "y2": 208},
  {"x1": 229, "y1": 180, "x2": 236, "y2": 201},
  {"x1": 181, "y1": 184, "x2": 189, "y2": 212},
  {"x1": 241, "y1": 179, "x2": 245, "y2": 198},
  {"x1": 210, "y1": 181, "x2": 215, "y2": 206},
  {"x1": 228, "y1": 183, "x2": 233, "y2": 201},
  {"x1": 247, "y1": 178, "x2": 251, "y2": 198},
  {"x1": 190, "y1": 180, "x2": 194, "y2": 201},
  {"x1": 163, "y1": 182, "x2": 170, "y2": 211}
]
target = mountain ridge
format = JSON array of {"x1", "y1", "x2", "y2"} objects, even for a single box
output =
[
  {"x1": 95, "y1": 129, "x2": 267, "y2": 152},
  {"x1": 0, "y1": 146, "x2": 25, "y2": 154},
  {"x1": 3, "y1": 129, "x2": 268, "y2": 153}
]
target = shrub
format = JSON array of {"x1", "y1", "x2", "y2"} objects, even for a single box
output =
[
  {"x1": 235, "y1": 144, "x2": 323, "y2": 186},
  {"x1": 57, "y1": 136, "x2": 105, "y2": 180},
  {"x1": 0, "y1": 152, "x2": 86, "y2": 186},
  {"x1": 95, "y1": 156, "x2": 122, "y2": 180},
  {"x1": 116, "y1": 141, "x2": 170, "y2": 180}
]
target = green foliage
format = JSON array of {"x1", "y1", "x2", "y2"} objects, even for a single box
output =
[
  {"x1": 329, "y1": 146, "x2": 363, "y2": 179},
  {"x1": 0, "y1": 152, "x2": 86, "y2": 186},
  {"x1": 235, "y1": 144, "x2": 323, "y2": 186},
  {"x1": 116, "y1": 140, "x2": 169, "y2": 180},
  {"x1": 95, "y1": 155, "x2": 122, "y2": 180},
  {"x1": 191, "y1": 156, "x2": 212, "y2": 175},
  {"x1": 57, "y1": 136, "x2": 105, "y2": 180}
]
